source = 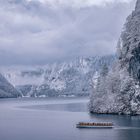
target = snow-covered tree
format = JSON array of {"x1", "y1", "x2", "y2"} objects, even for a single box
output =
[
  {"x1": 89, "y1": 64, "x2": 109, "y2": 113},
  {"x1": 89, "y1": 0, "x2": 140, "y2": 115}
]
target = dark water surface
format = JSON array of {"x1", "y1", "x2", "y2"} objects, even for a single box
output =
[{"x1": 0, "y1": 97, "x2": 140, "y2": 140}]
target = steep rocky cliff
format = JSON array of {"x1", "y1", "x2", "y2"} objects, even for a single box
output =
[
  {"x1": 118, "y1": 0, "x2": 140, "y2": 83},
  {"x1": 89, "y1": 0, "x2": 140, "y2": 115}
]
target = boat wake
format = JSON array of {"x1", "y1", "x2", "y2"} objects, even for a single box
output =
[{"x1": 115, "y1": 126, "x2": 140, "y2": 130}]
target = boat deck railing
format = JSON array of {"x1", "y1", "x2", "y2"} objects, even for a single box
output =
[{"x1": 78, "y1": 122, "x2": 113, "y2": 126}]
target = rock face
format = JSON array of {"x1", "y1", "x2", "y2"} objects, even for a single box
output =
[
  {"x1": 2, "y1": 55, "x2": 115, "y2": 97},
  {"x1": 0, "y1": 73, "x2": 20, "y2": 98},
  {"x1": 89, "y1": 0, "x2": 140, "y2": 115},
  {"x1": 118, "y1": 0, "x2": 140, "y2": 83}
]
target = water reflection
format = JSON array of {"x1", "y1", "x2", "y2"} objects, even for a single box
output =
[
  {"x1": 21, "y1": 102, "x2": 88, "y2": 112},
  {"x1": 0, "y1": 98, "x2": 140, "y2": 140}
]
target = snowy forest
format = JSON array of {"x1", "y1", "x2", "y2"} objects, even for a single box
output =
[
  {"x1": 89, "y1": 0, "x2": 140, "y2": 115},
  {"x1": 0, "y1": 0, "x2": 140, "y2": 116},
  {"x1": 1, "y1": 1, "x2": 140, "y2": 140},
  {"x1": 0, "y1": 55, "x2": 115, "y2": 98}
]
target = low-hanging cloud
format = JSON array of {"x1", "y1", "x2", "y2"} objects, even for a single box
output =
[
  {"x1": 29, "y1": 0, "x2": 133, "y2": 7},
  {"x1": 0, "y1": 0, "x2": 136, "y2": 65}
]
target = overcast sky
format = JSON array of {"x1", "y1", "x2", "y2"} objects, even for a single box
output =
[{"x1": 0, "y1": 0, "x2": 136, "y2": 65}]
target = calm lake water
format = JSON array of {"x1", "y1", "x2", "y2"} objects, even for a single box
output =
[{"x1": 0, "y1": 97, "x2": 140, "y2": 140}]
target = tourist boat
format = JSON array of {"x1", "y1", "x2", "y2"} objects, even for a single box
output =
[{"x1": 76, "y1": 122, "x2": 114, "y2": 128}]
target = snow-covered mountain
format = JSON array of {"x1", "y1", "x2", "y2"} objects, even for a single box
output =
[
  {"x1": 89, "y1": 0, "x2": 140, "y2": 115},
  {"x1": 0, "y1": 73, "x2": 20, "y2": 98},
  {"x1": 1, "y1": 55, "x2": 115, "y2": 97},
  {"x1": 118, "y1": 0, "x2": 140, "y2": 83}
]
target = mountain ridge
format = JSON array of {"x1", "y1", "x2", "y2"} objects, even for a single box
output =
[{"x1": 1, "y1": 55, "x2": 115, "y2": 97}]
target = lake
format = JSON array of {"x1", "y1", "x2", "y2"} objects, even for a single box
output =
[{"x1": 0, "y1": 97, "x2": 140, "y2": 140}]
